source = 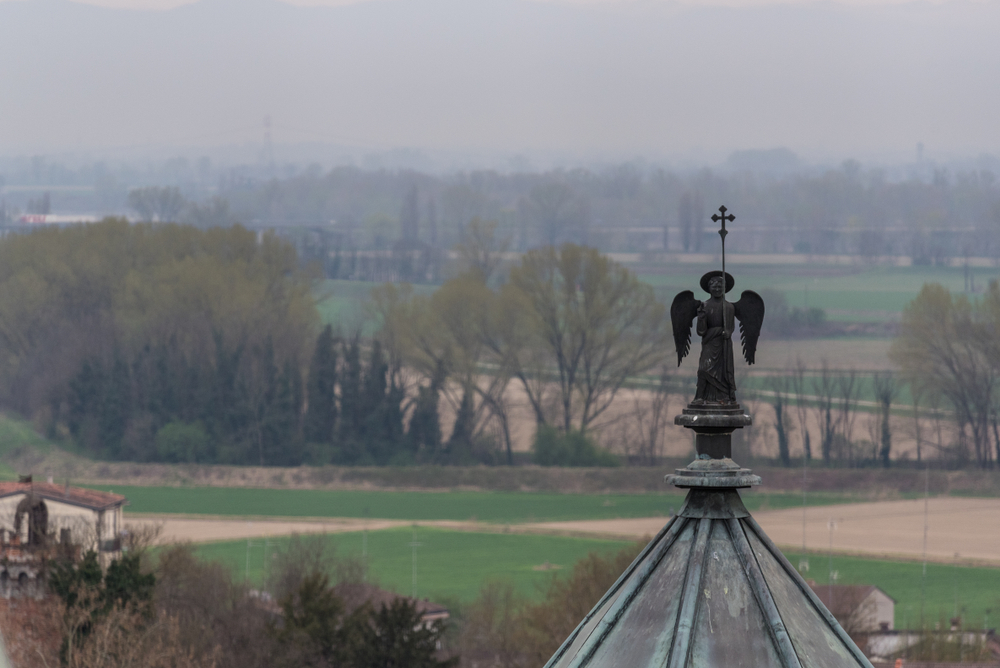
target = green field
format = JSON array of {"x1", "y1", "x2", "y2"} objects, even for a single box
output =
[
  {"x1": 193, "y1": 527, "x2": 1000, "y2": 630},
  {"x1": 315, "y1": 263, "x2": 1000, "y2": 329},
  {"x1": 194, "y1": 527, "x2": 633, "y2": 602},
  {"x1": 102, "y1": 485, "x2": 863, "y2": 522},
  {"x1": 638, "y1": 263, "x2": 1000, "y2": 323}
]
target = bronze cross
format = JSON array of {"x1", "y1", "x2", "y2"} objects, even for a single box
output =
[
  {"x1": 711, "y1": 205, "x2": 735, "y2": 281},
  {"x1": 712, "y1": 205, "x2": 734, "y2": 241}
]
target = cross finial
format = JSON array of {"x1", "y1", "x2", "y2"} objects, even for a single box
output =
[
  {"x1": 710, "y1": 205, "x2": 735, "y2": 279},
  {"x1": 712, "y1": 205, "x2": 735, "y2": 241}
]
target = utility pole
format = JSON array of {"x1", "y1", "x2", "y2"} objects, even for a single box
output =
[
  {"x1": 408, "y1": 524, "x2": 423, "y2": 599},
  {"x1": 921, "y1": 465, "x2": 929, "y2": 625},
  {"x1": 245, "y1": 520, "x2": 253, "y2": 582},
  {"x1": 363, "y1": 506, "x2": 370, "y2": 582},
  {"x1": 827, "y1": 518, "x2": 837, "y2": 606},
  {"x1": 799, "y1": 443, "x2": 809, "y2": 574}
]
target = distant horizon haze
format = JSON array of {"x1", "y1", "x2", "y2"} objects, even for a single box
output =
[
  {"x1": 0, "y1": 0, "x2": 986, "y2": 8},
  {"x1": 1, "y1": 0, "x2": 997, "y2": 165}
]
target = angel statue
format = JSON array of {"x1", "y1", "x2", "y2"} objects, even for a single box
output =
[{"x1": 671, "y1": 270, "x2": 764, "y2": 405}]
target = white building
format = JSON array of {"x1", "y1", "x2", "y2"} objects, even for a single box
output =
[
  {"x1": 809, "y1": 583, "x2": 896, "y2": 632},
  {"x1": 0, "y1": 481, "x2": 126, "y2": 578}
]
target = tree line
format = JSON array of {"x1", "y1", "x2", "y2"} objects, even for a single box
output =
[
  {"x1": 4, "y1": 218, "x2": 995, "y2": 469},
  {"x1": 207, "y1": 161, "x2": 1000, "y2": 265},
  {"x1": 0, "y1": 220, "x2": 317, "y2": 465},
  {"x1": 758, "y1": 279, "x2": 1000, "y2": 471},
  {"x1": 890, "y1": 281, "x2": 1000, "y2": 469},
  {"x1": 369, "y1": 221, "x2": 671, "y2": 465},
  {"x1": 0, "y1": 219, "x2": 670, "y2": 467}
]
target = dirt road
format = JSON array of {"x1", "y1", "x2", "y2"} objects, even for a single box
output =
[
  {"x1": 519, "y1": 497, "x2": 1000, "y2": 565},
  {"x1": 127, "y1": 497, "x2": 999, "y2": 565}
]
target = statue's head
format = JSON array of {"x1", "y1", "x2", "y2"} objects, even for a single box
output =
[{"x1": 708, "y1": 276, "x2": 725, "y2": 298}]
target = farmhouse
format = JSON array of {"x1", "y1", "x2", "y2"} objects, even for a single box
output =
[
  {"x1": 809, "y1": 583, "x2": 896, "y2": 632},
  {"x1": 0, "y1": 479, "x2": 127, "y2": 593}
]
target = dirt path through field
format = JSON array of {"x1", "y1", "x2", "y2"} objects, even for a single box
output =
[
  {"x1": 519, "y1": 497, "x2": 1000, "y2": 565},
  {"x1": 128, "y1": 497, "x2": 1000, "y2": 565}
]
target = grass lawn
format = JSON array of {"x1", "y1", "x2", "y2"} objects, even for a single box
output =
[
  {"x1": 191, "y1": 527, "x2": 1000, "y2": 631},
  {"x1": 105, "y1": 485, "x2": 863, "y2": 522},
  {"x1": 782, "y1": 550, "x2": 1000, "y2": 630},
  {"x1": 193, "y1": 527, "x2": 634, "y2": 603}
]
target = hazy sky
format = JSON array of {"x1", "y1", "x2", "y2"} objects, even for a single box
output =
[
  {"x1": 2, "y1": 0, "x2": 976, "y2": 6},
  {"x1": 1, "y1": 0, "x2": 998, "y2": 164}
]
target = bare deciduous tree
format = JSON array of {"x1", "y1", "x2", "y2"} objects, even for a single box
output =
[
  {"x1": 767, "y1": 374, "x2": 793, "y2": 467},
  {"x1": 872, "y1": 371, "x2": 899, "y2": 467},
  {"x1": 891, "y1": 282, "x2": 1000, "y2": 467},
  {"x1": 790, "y1": 358, "x2": 812, "y2": 463},
  {"x1": 835, "y1": 369, "x2": 863, "y2": 465},
  {"x1": 812, "y1": 360, "x2": 838, "y2": 465}
]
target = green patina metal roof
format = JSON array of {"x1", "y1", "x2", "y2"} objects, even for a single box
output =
[
  {"x1": 545, "y1": 488, "x2": 873, "y2": 668},
  {"x1": 545, "y1": 402, "x2": 875, "y2": 668}
]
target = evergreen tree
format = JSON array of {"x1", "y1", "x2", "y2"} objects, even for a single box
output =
[
  {"x1": 210, "y1": 330, "x2": 244, "y2": 447},
  {"x1": 340, "y1": 336, "x2": 362, "y2": 447},
  {"x1": 103, "y1": 552, "x2": 156, "y2": 611},
  {"x1": 68, "y1": 359, "x2": 104, "y2": 445},
  {"x1": 406, "y1": 360, "x2": 445, "y2": 461},
  {"x1": 351, "y1": 598, "x2": 458, "y2": 668},
  {"x1": 265, "y1": 360, "x2": 304, "y2": 466},
  {"x1": 408, "y1": 388, "x2": 441, "y2": 461},
  {"x1": 100, "y1": 351, "x2": 132, "y2": 459},
  {"x1": 446, "y1": 389, "x2": 475, "y2": 464},
  {"x1": 303, "y1": 325, "x2": 337, "y2": 445},
  {"x1": 361, "y1": 340, "x2": 391, "y2": 463},
  {"x1": 361, "y1": 340, "x2": 388, "y2": 424}
]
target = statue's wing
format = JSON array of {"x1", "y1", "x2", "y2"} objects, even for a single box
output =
[
  {"x1": 670, "y1": 291, "x2": 700, "y2": 366},
  {"x1": 733, "y1": 290, "x2": 765, "y2": 365}
]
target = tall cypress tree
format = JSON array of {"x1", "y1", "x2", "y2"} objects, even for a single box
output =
[
  {"x1": 407, "y1": 360, "x2": 445, "y2": 460},
  {"x1": 264, "y1": 360, "x2": 303, "y2": 466},
  {"x1": 67, "y1": 358, "x2": 104, "y2": 451},
  {"x1": 361, "y1": 340, "x2": 388, "y2": 427},
  {"x1": 446, "y1": 389, "x2": 475, "y2": 464},
  {"x1": 304, "y1": 325, "x2": 337, "y2": 444},
  {"x1": 361, "y1": 340, "x2": 390, "y2": 463},
  {"x1": 100, "y1": 350, "x2": 132, "y2": 459},
  {"x1": 339, "y1": 338, "x2": 361, "y2": 439}
]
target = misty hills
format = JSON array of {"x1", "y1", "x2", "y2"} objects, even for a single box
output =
[{"x1": 1, "y1": 0, "x2": 998, "y2": 160}]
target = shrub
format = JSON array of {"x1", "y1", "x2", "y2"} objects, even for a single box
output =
[
  {"x1": 532, "y1": 425, "x2": 619, "y2": 467},
  {"x1": 155, "y1": 422, "x2": 211, "y2": 464}
]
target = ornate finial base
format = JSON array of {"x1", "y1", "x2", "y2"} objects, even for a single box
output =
[
  {"x1": 668, "y1": 402, "x2": 759, "y2": 490},
  {"x1": 665, "y1": 458, "x2": 761, "y2": 489}
]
